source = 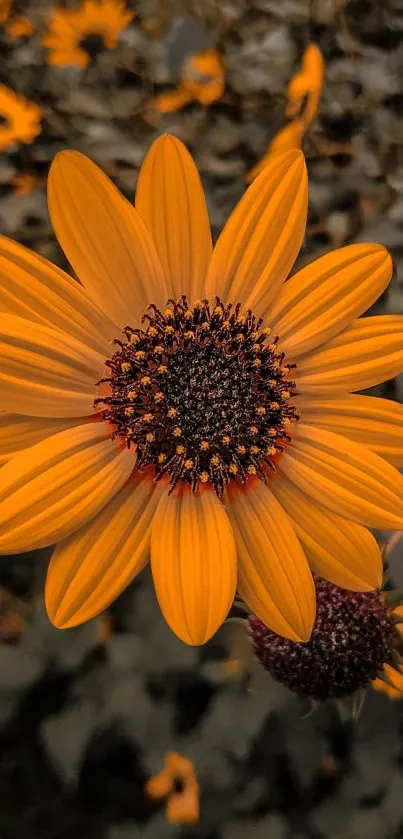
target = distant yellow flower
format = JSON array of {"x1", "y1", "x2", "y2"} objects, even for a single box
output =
[
  {"x1": 146, "y1": 752, "x2": 199, "y2": 824},
  {"x1": 5, "y1": 15, "x2": 34, "y2": 38},
  {"x1": 42, "y1": 0, "x2": 134, "y2": 68},
  {"x1": 246, "y1": 43, "x2": 324, "y2": 182},
  {"x1": 0, "y1": 86, "x2": 42, "y2": 150},
  {"x1": 154, "y1": 48, "x2": 225, "y2": 112},
  {"x1": 0, "y1": 136, "x2": 402, "y2": 647}
]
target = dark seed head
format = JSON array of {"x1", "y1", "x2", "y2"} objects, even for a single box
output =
[
  {"x1": 95, "y1": 296, "x2": 298, "y2": 496},
  {"x1": 80, "y1": 33, "x2": 106, "y2": 59},
  {"x1": 249, "y1": 578, "x2": 396, "y2": 700}
]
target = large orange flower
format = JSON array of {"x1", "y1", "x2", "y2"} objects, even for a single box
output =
[{"x1": 0, "y1": 135, "x2": 403, "y2": 646}]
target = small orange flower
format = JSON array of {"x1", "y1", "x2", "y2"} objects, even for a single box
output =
[
  {"x1": 0, "y1": 86, "x2": 42, "y2": 150},
  {"x1": 154, "y1": 48, "x2": 225, "y2": 112},
  {"x1": 5, "y1": 15, "x2": 34, "y2": 37},
  {"x1": 246, "y1": 43, "x2": 324, "y2": 182},
  {"x1": 146, "y1": 752, "x2": 199, "y2": 824},
  {"x1": 42, "y1": 0, "x2": 134, "y2": 68},
  {"x1": 285, "y1": 43, "x2": 324, "y2": 127}
]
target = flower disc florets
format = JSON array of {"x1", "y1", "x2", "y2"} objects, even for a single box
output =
[
  {"x1": 95, "y1": 296, "x2": 298, "y2": 496},
  {"x1": 249, "y1": 579, "x2": 397, "y2": 700}
]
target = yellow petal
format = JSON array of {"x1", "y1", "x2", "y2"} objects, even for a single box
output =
[
  {"x1": 271, "y1": 472, "x2": 382, "y2": 591},
  {"x1": 0, "y1": 413, "x2": 92, "y2": 465},
  {"x1": 48, "y1": 150, "x2": 168, "y2": 328},
  {"x1": 136, "y1": 134, "x2": 212, "y2": 301},
  {"x1": 271, "y1": 244, "x2": 392, "y2": 357},
  {"x1": 281, "y1": 424, "x2": 403, "y2": 529},
  {"x1": 295, "y1": 316, "x2": 403, "y2": 393},
  {"x1": 0, "y1": 422, "x2": 135, "y2": 553},
  {"x1": 0, "y1": 314, "x2": 103, "y2": 417},
  {"x1": 205, "y1": 150, "x2": 307, "y2": 316},
  {"x1": 0, "y1": 234, "x2": 116, "y2": 354},
  {"x1": 150, "y1": 484, "x2": 237, "y2": 645},
  {"x1": 297, "y1": 394, "x2": 403, "y2": 466},
  {"x1": 46, "y1": 469, "x2": 164, "y2": 628},
  {"x1": 226, "y1": 478, "x2": 315, "y2": 641}
]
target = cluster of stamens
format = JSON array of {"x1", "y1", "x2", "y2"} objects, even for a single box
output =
[
  {"x1": 95, "y1": 296, "x2": 298, "y2": 496},
  {"x1": 249, "y1": 578, "x2": 401, "y2": 700}
]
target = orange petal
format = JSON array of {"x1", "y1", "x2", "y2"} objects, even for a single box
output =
[
  {"x1": 46, "y1": 469, "x2": 164, "y2": 628},
  {"x1": 153, "y1": 88, "x2": 194, "y2": 113},
  {"x1": 0, "y1": 314, "x2": 103, "y2": 417},
  {"x1": 297, "y1": 394, "x2": 403, "y2": 466},
  {"x1": 0, "y1": 422, "x2": 135, "y2": 553},
  {"x1": 136, "y1": 135, "x2": 212, "y2": 301},
  {"x1": 271, "y1": 244, "x2": 392, "y2": 357},
  {"x1": 196, "y1": 79, "x2": 224, "y2": 105},
  {"x1": 271, "y1": 472, "x2": 382, "y2": 591},
  {"x1": 281, "y1": 424, "x2": 403, "y2": 529},
  {"x1": 0, "y1": 413, "x2": 92, "y2": 465},
  {"x1": 0, "y1": 234, "x2": 116, "y2": 354},
  {"x1": 383, "y1": 664, "x2": 403, "y2": 692},
  {"x1": 167, "y1": 782, "x2": 200, "y2": 824},
  {"x1": 372, "y1": 676, "x2": 403, "y2": 700},
  {"x1": 146, "y1": 766, "x2": 174, "y2": 799},
  {"x1": 48, "y1": 151, "x2": 168, "y2": 328},
  {"x1": 205, "y1": 150, "x2": 307, "y2": 316},
  {"x1": 226, "y1": 478, "x2": 315, "y2": 641},
  {"x1": 295, "y1": 315, "x2": 403, "y2": 393},
  {"x1": 245, "y1": 121, "x2": 306, "y2": 184},
  {"x1": 150, "y1": 484, "x2": 237, "y2": 645}
]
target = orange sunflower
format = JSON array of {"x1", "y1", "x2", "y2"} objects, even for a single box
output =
[
  {"x1": 0, "y1": 85, "x2": 42, "y2": 150},
  {"x1": 0, "y1": 135, "x2": 403, "y2": 647},
  {"x1": 42, "y1": 0, "x2": 134, "y2": 68},
  {"x1": 146, "y1": 752, "x2": 199, "y2": 824},
  {"x1": 153, "y1": 48, "x2": 225, "y2": 113}
]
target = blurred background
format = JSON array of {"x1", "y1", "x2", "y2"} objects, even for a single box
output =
[{"x1": 1, "y1": 1, "x2": 403, "y2": 837}]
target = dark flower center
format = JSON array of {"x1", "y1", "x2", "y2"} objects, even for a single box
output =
[
  {"x1": 95, "y1": 296, "x2": 298, "y2": 496},
  {"x1": 249, "y1": 578, "x2": 397, "y2": 700},
  {"x1": 80, "y1": 33, "x2": 105, "y2": 58}
]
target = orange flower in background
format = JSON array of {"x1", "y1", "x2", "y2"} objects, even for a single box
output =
[
  {"x1": 246, "y1": 43, "x2": 324, "y2": 182},
  {"x1": 0, "y1": 86, "x2": 42, "y2": 150},
  {"x1": 154, "y1": 48, "x2": 225, "y2": 112},
  {"x1": 0, "y1": 136, "x2": 403, "y2": 647},
  {"x1": 0, "y1": 0, "x2": 10, "y2": 23},
  {"x1": 5, "y1": 15, "x2": 34, "y2": 38},
  {"x1": 285, "y1": 43, "x2": 324, "y2": 127},
  {"x1": 146, "y1": 752, "x2": 199, "y2": 824},
  {"x1": 12, "y1": 173, "x2": 41, "y2": 196},
  {"x1": 42, "y1": 0, "x2": 134, "y2": 68}
]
